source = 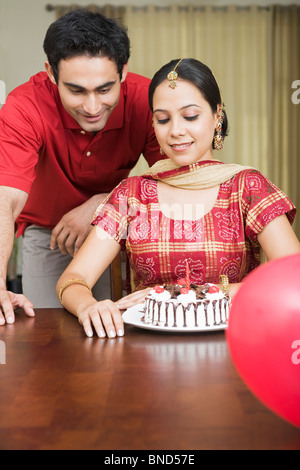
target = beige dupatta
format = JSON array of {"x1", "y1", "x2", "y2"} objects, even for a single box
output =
[{"x1": 144, "y1": 158, "x2": 254, "y2": 189}]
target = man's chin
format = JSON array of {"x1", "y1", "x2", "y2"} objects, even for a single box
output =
[
  {"x1": 77, "y1": 115, "x2": 109, "y2": 132},
  {"x1": 79, "y1": 120, "x2": 105, "y2": 133}
]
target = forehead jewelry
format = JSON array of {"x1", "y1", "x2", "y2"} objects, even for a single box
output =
[{"x1": 167, "y1": 59, "x2": 183, "y2": 89}]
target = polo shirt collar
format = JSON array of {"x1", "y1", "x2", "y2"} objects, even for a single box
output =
[{"x1": 54, "y1": 83, "x2": 125, "y2": 132}]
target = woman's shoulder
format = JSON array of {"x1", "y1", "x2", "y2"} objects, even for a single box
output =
[
  {"x1": 233, "y1": 168, "x2": 286, "y2": 198},
  {"x1": 223, "y1": 167, "x2": 295, "y2": 217},
  {"x1": 110, "y1": 175, "x2": 158, "y2": 204},
  {"x1": 220, "y1": 168, "x2": 272, "y2": 193}
]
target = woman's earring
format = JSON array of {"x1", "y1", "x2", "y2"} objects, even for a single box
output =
[
  {"x1": 213, "y1": 121, "x2": 224, "y2": 151},
  {"x1": 214, "y1": 107, "x2": 224, "y2": 151},
  {"x1": 160, "y1": 148, "x2": 165, "y2": 155}
]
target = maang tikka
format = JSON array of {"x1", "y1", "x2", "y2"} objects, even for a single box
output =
[{"x1": 167, "y1": 59, "x2": 183, "y2": 89}]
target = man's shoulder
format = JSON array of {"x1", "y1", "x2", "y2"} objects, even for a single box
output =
[
  {"x1": 122, "y1": 72, "x2": 151, "y2": 96},
  {"x1": 5, "y1": 72, "x2": 56, "y2": 114},
  {"x1": 9, "y1": 72, "x2": 52, "y2": 98},
  {"x1": 1, "y1": 72, "x2": 58, "y2": 129},
  {"x1": 121, "y1": 72, "x2": 151, "y2": 112},
  {"x1": 125, "y1": 72, "x2": 151, "y2": 87}
]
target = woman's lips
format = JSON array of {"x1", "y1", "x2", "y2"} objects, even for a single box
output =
[{"x1": 170, "y1": 142, "x2": 194, "y2": 152}]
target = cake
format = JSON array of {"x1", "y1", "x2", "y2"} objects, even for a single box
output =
[{"x1": 143, "y1": 281, "x2": 230, "y2": 329}]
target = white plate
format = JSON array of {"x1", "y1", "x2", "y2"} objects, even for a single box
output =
[{"x1": 122, "y1": 304, "x2": 228, "y2": 333}]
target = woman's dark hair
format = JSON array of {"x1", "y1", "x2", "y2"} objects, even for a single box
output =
[
  {"x1": 43, "y1": 9, "x2": 130, "y2": 83},
  {"x1": 149, "y1": 58, "x2": 229, "y2": 145}
]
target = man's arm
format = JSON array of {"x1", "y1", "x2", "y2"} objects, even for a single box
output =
[
  {"x1": 0, "y1": 186, "x2": 35, "y2": 324},
  {"x1": 50, "y1": 193, "x2": 109, "y2": 257}
]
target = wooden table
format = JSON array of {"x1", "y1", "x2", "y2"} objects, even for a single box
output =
[{"x1": 0, "y1": 308, "x2": 299, "y2": 451}]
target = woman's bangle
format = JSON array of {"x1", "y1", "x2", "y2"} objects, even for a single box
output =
[
  {"x1": 58, "y1": 278, "x2": 92, "y2": 305},
  {"x1": 219, "y1": 274, "x2": 229, "y2": 295}
]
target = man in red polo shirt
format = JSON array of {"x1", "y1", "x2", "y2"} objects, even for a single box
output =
[{"x1": 0, "y1": 9, "x2": 161, "y2": 322}]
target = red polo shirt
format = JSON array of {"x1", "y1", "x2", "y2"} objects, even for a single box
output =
[{"x1": 0, "y1": 72, "x2": 161, "y2": 236}]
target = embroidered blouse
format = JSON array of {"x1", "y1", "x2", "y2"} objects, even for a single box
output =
[{"x1": 92, "y1": 167, "x2": 296, "y2": 291}]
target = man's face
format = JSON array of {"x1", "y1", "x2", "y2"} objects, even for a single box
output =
[{"x1": 46, "y1": 55, "x2": 128, "y2": 133}]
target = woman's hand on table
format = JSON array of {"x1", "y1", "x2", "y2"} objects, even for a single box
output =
[
  {"x1": 77, "y1": 299, "x2": 125, "y2": 338},
  {"x1": 77, "y1": 289, "x2": 152, "y2": 338},
  {"x1": 115, "y1": 288, "x2": 152, "y2": 311}
]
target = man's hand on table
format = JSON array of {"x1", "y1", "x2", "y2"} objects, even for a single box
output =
[{"x1": 0, "y1": 288, "x2": 35, "y2": 325}]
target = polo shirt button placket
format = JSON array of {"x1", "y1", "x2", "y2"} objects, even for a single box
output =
[{"x1": 80, "y1": 149, "x2": 95, "y2": 173}]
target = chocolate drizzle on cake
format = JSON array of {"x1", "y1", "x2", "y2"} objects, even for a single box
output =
[
  {"x1": 171, "y1": 302, "x2": 178, "y2": 327},
  {"x1": 203, "y1": 301, "x2": 209, "y2": 327},
  {"x1": 143, "y1": 283, "x2": 231, "y2": 328}
]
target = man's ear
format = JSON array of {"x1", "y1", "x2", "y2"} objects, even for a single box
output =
[
  {"x1": 121, "y1": 62, "x2": 129, "y2": 83},
  {"x1": 45, "y1": 61, "x2": 57, "y2": 85}
]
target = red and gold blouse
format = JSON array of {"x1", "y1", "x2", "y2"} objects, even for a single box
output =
[{"x1": 92, "y1": 162, "x2": 296, "y2": 291}]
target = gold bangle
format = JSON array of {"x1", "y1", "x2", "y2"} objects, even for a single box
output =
[
  {"x1": 219, "y1": 274, "x2": 229, "y2": 295},
  {"x1": 58, "y1": 278, "x2": 92, "y2": 305}
]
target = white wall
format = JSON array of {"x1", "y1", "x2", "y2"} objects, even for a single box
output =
[
  {"x1": 0, "y1": 0, "x2": 51, "y2": 93},
  {"x1": 0, "y1": 0, "x2": 300, "y2": 94}
]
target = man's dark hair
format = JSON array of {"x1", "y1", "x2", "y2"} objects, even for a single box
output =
[{"x1": 43, "y1": 9, "x2": 130, "y2": 83}]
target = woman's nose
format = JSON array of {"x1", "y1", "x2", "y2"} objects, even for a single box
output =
[{"x1": 170, "y1": 117, "x2": 186, "y2": 137}]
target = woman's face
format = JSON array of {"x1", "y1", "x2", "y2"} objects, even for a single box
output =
[{"x1": 152, "y1": 79, "x2": 219, "y2": 166}]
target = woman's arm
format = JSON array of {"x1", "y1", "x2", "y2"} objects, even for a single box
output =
[
  {"x1": 229, "y1": 214, "x2": 300, "y2": 300},
  {"x1": 257, "y1": 214, "x2": 300, "y2": 260},
  {"x1": 56, "y1": 226, "x2": 123, "y2": 338}
]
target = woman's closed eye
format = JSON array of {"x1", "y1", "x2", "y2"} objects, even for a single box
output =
[
  {"x1": 184, "y1": 114, "x2": 199, "y2": 121},
  {"x1": 156, "y1": 115, "x2": 199, "y2": 125},
  {"x1": 157, "y1": 118, "x2": 170, "y2": 124}
]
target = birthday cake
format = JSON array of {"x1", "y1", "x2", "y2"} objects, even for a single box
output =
[{"x1": 143, "y1": 280, "x2": 230, "y2": 329}]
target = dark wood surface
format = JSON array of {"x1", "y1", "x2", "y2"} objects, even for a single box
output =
[{"x1": 0, "y1": 308, "x2": 299, "y2": 450}]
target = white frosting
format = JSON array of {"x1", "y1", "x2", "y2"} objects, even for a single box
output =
[
  {"x1": 150, "y1": 288, "x2": 172, "y2": 301},
  {"x1": 205, "y1": 284, "x2": 224, "y2": 300},
  {"x1": 177, "y1": 290, "x2": 197, "y2": 305}
]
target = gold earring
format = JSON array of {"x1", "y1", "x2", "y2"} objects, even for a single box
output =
[
  {"x1": 214, "y1": 122, "x2": 223, "y2": 151},
  {"x1": 214, "y1": 107, "x2": 224, "y2": 151},
  {"x1": 160, "y1": 148, "x2": 165, "y2": 155}
]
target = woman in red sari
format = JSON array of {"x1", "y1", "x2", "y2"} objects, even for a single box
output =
[{"x1": 57, "y1": 58, "x2": 300, "y2": 338}]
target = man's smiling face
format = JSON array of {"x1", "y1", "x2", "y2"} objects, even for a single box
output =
[{"x1": 46, "y1": 55, "x2": 128, "y2": 133}]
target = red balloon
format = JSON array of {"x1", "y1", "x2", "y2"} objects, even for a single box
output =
[{"x1": 227, "y1": 254, "x2": 300, "y2": 428}]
